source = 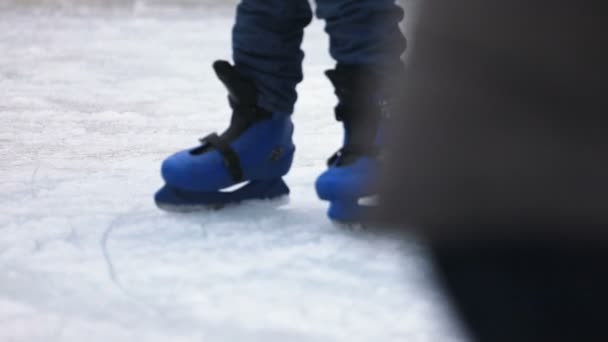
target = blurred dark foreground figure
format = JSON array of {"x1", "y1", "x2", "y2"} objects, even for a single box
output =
[{"x1": 383, "y1": 1, "x2": 608, "y2": 341}]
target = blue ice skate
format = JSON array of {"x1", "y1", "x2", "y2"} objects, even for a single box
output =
[
  {"x1": 155, "y1": 61, "x2": 294, "y2": 210},
  {"x1": 315, "y1": 66, "x2": 392, "y2": 222},
  {"x1": 316, "y1": 137, "x2": 385, "y2": 222},
  {"x1": 316, "y1": 153, "x2": 382, "y2": 222}
]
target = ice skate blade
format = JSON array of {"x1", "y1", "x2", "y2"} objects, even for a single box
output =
[
  {"x1": 156, "y1": 194, "x2": 290, "y2": 213},
  {"x1": 327, "y1": 199, "x2": 380, "y2": 223},
  {"x1": 154, "y1": 178, "x2": 290, "y2": 212}
]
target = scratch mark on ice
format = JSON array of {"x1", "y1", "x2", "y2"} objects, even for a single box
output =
[{"x1": 30, "y1": 162, "x2": 40, "y2": 199}]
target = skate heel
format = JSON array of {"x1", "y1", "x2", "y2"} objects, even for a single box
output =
[{"x1": 155, "y1": 178, "x2": 289, "y2": 212}]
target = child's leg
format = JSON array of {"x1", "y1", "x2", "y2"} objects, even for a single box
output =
[
  {"x1": 314, "y1": 0, "x2": 406, "y2": 222},
  {"x1": 155, "y1": 1, "x2": 313, "y2": 209},
  {"x1": 232, "y1": 0, "x2": 313, "y2": 114}
]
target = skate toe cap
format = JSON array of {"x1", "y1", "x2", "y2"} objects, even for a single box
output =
[
  {"x1": 160, "y1": 148, "x2": 231, "y2": 192},
  {"x1": 315, "y1": 163, "x2": 377, "y2": 201}
]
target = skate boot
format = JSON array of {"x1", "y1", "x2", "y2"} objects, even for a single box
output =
[
  {"x1": 155, "y1": 60, "x2": 295, "y2": 210},
  {"x1": 315, "y1": 65, "x2": 393, "y2": 222}
]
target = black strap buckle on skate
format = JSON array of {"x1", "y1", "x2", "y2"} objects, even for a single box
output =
[{"x1": 200, "y1": 133, "x2": 244, "y2": 183}]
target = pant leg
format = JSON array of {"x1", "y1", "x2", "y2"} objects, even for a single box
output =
[
  {"x1": 315, "y1": 0, "x2": 406, "y2": 71},
  {"x1": 232, "y1": 0, "x2": 313, "y2": 114}
]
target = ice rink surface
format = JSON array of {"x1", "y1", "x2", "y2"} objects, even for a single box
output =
[{"x1": 0, "y1": 1, "x2": 464, "y2": 341}]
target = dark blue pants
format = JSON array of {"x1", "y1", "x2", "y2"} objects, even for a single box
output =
[{"x1": 232, "y1": 0, "x2": 406, "y2": 114}]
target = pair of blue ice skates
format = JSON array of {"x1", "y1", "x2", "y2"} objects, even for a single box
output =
[{"x1": 155, "y1": 61, "x2": 390, "y2": 222}]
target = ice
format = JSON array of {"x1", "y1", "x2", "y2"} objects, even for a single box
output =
[{"x1": 0, "y1": 3, "x2": 463, "y2": 341}]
